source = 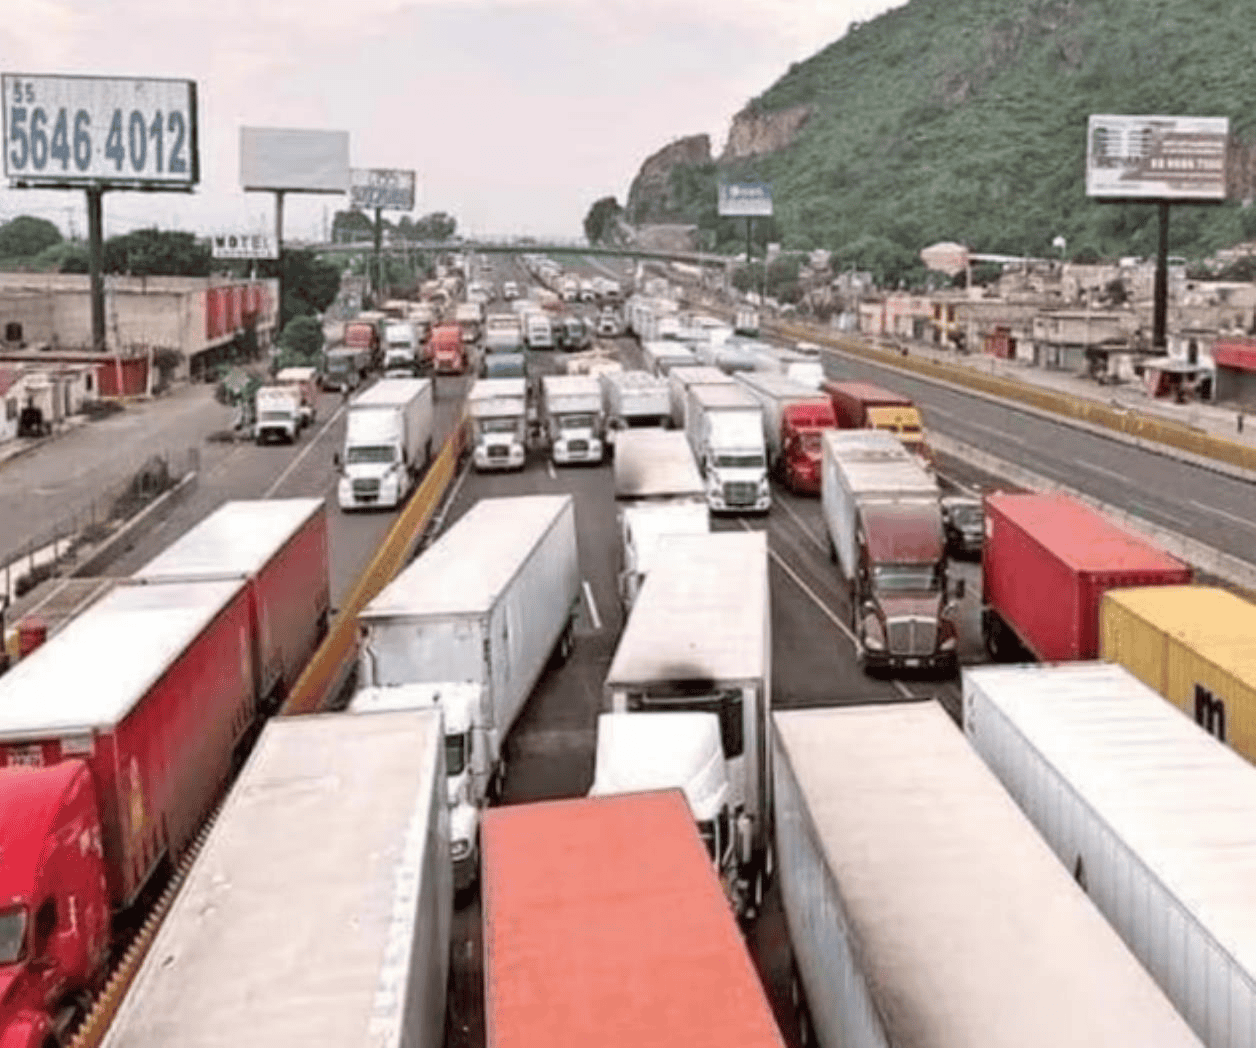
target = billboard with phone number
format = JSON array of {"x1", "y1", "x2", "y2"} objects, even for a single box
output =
[{"x1": 1086, "y1": 114, "x2": 1228, "y2": 201}]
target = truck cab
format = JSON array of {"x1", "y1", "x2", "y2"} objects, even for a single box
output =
[
  {"x1": 253, "y1": 385, "x2": 301, "y2": 444},
  {"x1": 322, "y1": 347, "x2": 368, "y2": 392},
  {"x1": 540, "y1": 375, "x2": 604, "y2": 465},
  {"x1": 430, "y1": 324, "x2": 467, "y2": 375},
  {"x1": 273, "y1": 367, "x2": 318, "y2": 428},
  {"x1": 589, "y1": 712, "x2": 751, "y2": 912},
  {"x1": 687, "y1": 386, "x2": 770, "y2": 514},
  {"x1": 524, "y1": 313, "x2": 554, "y2": 350},
  {"x1": 779, "y1": 401, "x2": 836, "y2": 494},
  {"x1": 469, "y1": 379, "x2": 527, "y2": 472}
]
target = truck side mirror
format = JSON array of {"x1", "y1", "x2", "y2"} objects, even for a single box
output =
[{"x1": 333, "y1": 452, "x2": 341, "y2": 469}]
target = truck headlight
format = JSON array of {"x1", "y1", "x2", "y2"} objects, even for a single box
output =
[
  {"x1": 451, "y1": 838, "x2": 471, "y2": 861},
  {"x1": 863, "y1": 615, "x2": 885, "y2": 650},
  {"x1": 940, "y1": 635, "x2": 958, "y2": 651}
]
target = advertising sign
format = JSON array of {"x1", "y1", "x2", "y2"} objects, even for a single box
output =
[
  {"x1": 240, "y1": 127, "x2": 350, "y2": 193},
  {"x1": 718, "y1": 182, "x2": 774, "y2": 218},
  {"x1": 1086, "y1": 115, "x2": 1229, "y2": 201},
  {"x1": 211, "y1": 232, "x2": 279, "y2": 259},
  {"x1": 3, "y1": 74, "x2": 198, "y2": 187},
  {"x1": 350, "y1": 168, "x2": 416, "y2": 211}
]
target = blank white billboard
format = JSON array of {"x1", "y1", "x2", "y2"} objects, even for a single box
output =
[
  {"x1": 1086, "y1": 114, "x2": 1229, "y2": 201},
  {"x1": 239, "y1": 127, "x2": 350, "y2": 193}
]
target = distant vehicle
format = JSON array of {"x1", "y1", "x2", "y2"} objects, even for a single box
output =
[
  {"x1": 274, "y1": 366, "x2": 318, "y2": 428},
  {"x1": 940, "y1": 495, "x2": 984, "y2": 558},
  {"x1": 524, "y1": 312, "x2": 554, "y2": 350},
  {"x1": 322, "y1": 345, "x2": 371, "y2": 392},
  {"x1": 502, "y1": 280, "x2": 520, "y2": 300},
  {"x1": 253, "y1": 385, "x2": 301, "y2": 444},
  {"x1": 335, "y1": 379, "x2": 435, "y2": 511},
  {"x1": 597, "y1": 309, "x2": 622, "y2": 337},
  {"x1": 430, "y1": 323, "x2": 468, "y2": 375},
  {"x1": 578, "y1": 279, "x2": 596, "y2": 303}
]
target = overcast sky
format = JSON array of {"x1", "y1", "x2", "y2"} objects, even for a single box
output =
[{"x1": 0, "y1": 0, "x2": 904, "y2": 242}]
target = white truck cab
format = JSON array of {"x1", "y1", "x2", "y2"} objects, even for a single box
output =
[
  {"x1": 540, "y1": 374, "x2": 604, "y2": 465},
  {"x1": 685, "y1": 384, "x2": 771, "y2": 514},
  {"x1": 254, "y1": 385, "x2": 301, "y2": 444},
  {"x1": 469, "y1": 378, "x2": 527, "y2": 471}
]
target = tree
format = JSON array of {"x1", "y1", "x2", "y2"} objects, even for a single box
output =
[
  {"x1": 584, "y1": 196, "x2": 625, "y2": 245},
  {"x1": 31, "y1": 240, "x2": 88, "y2": 273},
  {"x1": 104, "y1": 228, "x2": 211, "y2": 276},
  {"x1": 254, "y1": 249, "x2": 342, "y2": 322},
  {"x1": 402, "y1": 212, "x2": 457, "y2": 242},
  {"x1": 0, "y1": 215, "x2": 62, "y2": 257},
  {"x1": 332, "y1": 209, "x2": 378, "y2": 243},
  {"x1": 278, "y1": 316, "x2": 324, "y2": 360}
]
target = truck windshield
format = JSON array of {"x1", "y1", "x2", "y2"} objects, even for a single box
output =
[
  {"x1": 557, "y1": 413, "x2": 595, "y2": 430},
  {"x1": 345, "y1": 445, "x2": 396, "y2": 465},
  {"x1": 327, "y1": 360, "x2": 350, "y2": 375},
  {"x1": 715, "y1": 453, "x2": 765, "y2": 470},
  {"x1": 872, "y1": 565, "x2": 941, "y2": 592},
  {"x1": 798, "y1": 432, "x2": 823, "y2": 454},
  {"x1": 0, "y1": 906, "x2": 26, "y2": 964},
  {"x1": 479, "y1": 418, "x2": 520, "y2": 435},
  {"x1": 950, "y1": 505, "x2": 982, "y2": 528},
  {"x1": 445, "y1": 732, "x2": 467, "y2": 777},
  {"x1": 627, "y1": 689, "x2": 744, "y2": 758}
]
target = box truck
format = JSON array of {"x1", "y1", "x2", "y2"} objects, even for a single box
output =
[
  {"x1": 524, "y1": 311, "x2": 554, "y2": 350},
  {"x1": 822, "y1": 379, "x2": 930, "y2": 461},
  {"x1": 336, "y1": 378, "x2": 435, "y2": 511},
  {"x1": 455, "y1": 300, "x2": 483, "y2": 343},
  {"x1": 603, "y1": 531, "x2": 771, "y2": 919},
  {"x1": 321, "y1": 345, "x2": 371, "y2": 392},
  {"x1": 600, "y1": 369, "x2": 670, "y2": 447},
  {"x1": 821, "y1": 429, "x2": 960, "y2": 672},
  {"x1": 1100, "y1": 585, "x2": 1256, "y2": 759},
  {"x1": 540, "y1": 374, "x2": 605, "y2": 465},
  {"x1": 612, "y1": 429, "x2": 708, "y2": 611},
  {"x1": 685, "y1": 384, "x2": 771, "y2": 514},
  {"x1": 964, "y1": 660, "x2": 1256, "y2": 1048},
  {"x1": 668, "y1": 364, "x2": 735, "y2": 429},
  {"x1": 981, "y1": 492, "x2": 1191, "y2": 662},
  {"x1": 468, "y1": 377, "x2": 527, "y2": 471},
  {"x1": 383, "y1": 320, "x2": 420, "y2": 376},
  {"x1": 253, "y1": 385, "x2": 301, "y2": 444},
  {"x1": 642, "y1": 340, "x2": 697, "y2": 376},
  {"x1": 354, "y1": 495, "x2": 580, "y2": 889},
  {"x1": 273, "y1": 366, "x2": 318, "y2": 427},
  {"x1": 773, "y1": 703, "x2": 1205, "y2": 1048},
  {"x1": 98, "y1": 710, "x2": 451, "y2": 1048},
  {"x1": 735, "y1": 371, "x2": 837, "y2": 495},
  {"x1": 482, "y1": 792, "x2": 787, "y2": 1048}
]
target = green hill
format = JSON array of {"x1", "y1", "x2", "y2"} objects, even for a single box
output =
[{"x1": 633, "y1": 0, "x2": 1256, "y2": 285}]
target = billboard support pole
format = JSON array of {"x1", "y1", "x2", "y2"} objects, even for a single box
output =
[
  {"x1": 274, "y1": 190, "x2": 286, "y2": 334},
  {"x1": 86, "y1": 185, "x2": 106, "y2": 353},
  {"x1": 745, "y1": 218, "x2": 753, "y2": 297},
  {"x1": 1154, "y1": 200, "x2": 1169, "y2": 350},
  {"x1": 373, "y1": 207, "x2": 383, "y2": 301}
]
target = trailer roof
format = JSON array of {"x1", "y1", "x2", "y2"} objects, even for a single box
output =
[
  {"x1": 822, "y1": 427, "x2": 911, "y2": 457},
  {"x1": 361, "y1": 495, "x2": 573, "y2": 620},
  {"x1": 540, "y1": 374, "x2": 599, "y2": 395},
  {"x1": 829, "y1": 447, "x2": 938, "y2": 497},
  {"x1": 482, "y1": 792, "x2": 786, "y2": 1048},
  {"x1": 0, "y1": 579, "x2": 246, "y2": 738},
  {"x1": 735, "y1": 370, "x2": 826, "y2": 402},
  {"x1": 99, "y1": 710, "x2": 445, "y2": 1048},
  {"x1": 821, "y1": 379, "x2": 910, "y2": 404},
  {"x1": 350, "y1": 377, "x2": 430, "y2": 408},
  {"x1": 670, "y1": 365, "x2": 734, "y2": 387},
  {"x1": 987, "y1": 492, "x2": 1188, "y2": 574},
  {"x1": 613, "y1": 430, "x2": 703, "y2": 498},
  {"x1": 1103, "y1": 585, "x2": 1256, "y2": 679},
  {"x1": 606, "y1": 531, "x2": 767, "y2": 686},
  {"x1": 469, "y1": 377, "x2": 526, "y2": 400},
  {"x1": 688, "y1": 383, "x2": 759, "y2": 410},
  {"x1": 965, "y1": 660, "x2": 1256, "y2": 988},
  {"x1": 131, "y1": 499, "x2": 323, "y2": 582},
  {"x1": 602, "y1": 369, "x2": 667, "y2": 391},
  {"x1": 774, "y1": 703, "x2": 1205, "y2": 1048}
]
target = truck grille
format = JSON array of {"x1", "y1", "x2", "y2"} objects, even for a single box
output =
[
  {"x1": 568, "y1": 439, "x2": 589, "y2": 454},
  {"x1": 723, "y1": 481, "x2": 757, "y2": 507},
  {"x1": 887, "y1": 617, "x2": 937, "y2": 657},
  {"x1": 352, "y1": 478, "x2": 380, "y2": 497},
  {"x1": 488, "y1": 445, "x2": 508, "y2": 458}
]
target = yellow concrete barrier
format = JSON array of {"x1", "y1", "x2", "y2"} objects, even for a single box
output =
[
  {"x1": 771, "y1": 319, "x2": 1256, "y2": 475},
  {"x1": 280, "y1": 412, "x2": 469, "y2": 717}
]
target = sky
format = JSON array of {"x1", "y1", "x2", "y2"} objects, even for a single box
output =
[{"x1": 0, "y1": 0, "x2": 904, "y2": 243}]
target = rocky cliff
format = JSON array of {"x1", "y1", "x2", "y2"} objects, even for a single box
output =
[
  {"x1": 625, "y1": 134, "x2": 712, "y2": 225},
  {"x1": 720, "y1": 104, "x2": 812, "y2": 161}
]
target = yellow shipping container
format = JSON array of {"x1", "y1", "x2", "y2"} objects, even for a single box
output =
[{"x1": 1100, "y1": 585, "x2": 1256, "y2": 762}]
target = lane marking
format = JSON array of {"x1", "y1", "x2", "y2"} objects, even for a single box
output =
[
  {"x1": 582, "y1": 579, "x2": 602, "y2": 631},
  {"x1": 739, "y1": 520, "x2": 917, "y2": 700},
  {"x1": 1189, "y1": 498, "x2": 1256, "y2": 532},
  {"x1": 546, "y1": 459, "x2": 557, "y2": 480},
  {"x1": 1077, "y1": 458, "x2": 1130, "y2": 484},
  {"x1": 265, "y1": 403, "x2": 348, "y2": 498},
  {"x1": 772, "y1": 492, "x2": 828, "y2": 554}
]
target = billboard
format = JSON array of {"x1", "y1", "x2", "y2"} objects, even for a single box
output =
[
  {"x1": 239, "y1": 127, "x2": 350, "y2": 193},
  {"x1": 211, "y1": 232, "x2": 279, "y2": 259},
  {"x1": 350, "y1": 168, "x2": 416, "y2": 211},
  {"x1": 718, "y1": 182, "x2": 774, "y2": 217},
  {"x1": 2, "y1": 74, "x2": 198, "y2": 188},
  {"x1": 1086, "y1": 115, "x2": 1229, "y2": 201}
]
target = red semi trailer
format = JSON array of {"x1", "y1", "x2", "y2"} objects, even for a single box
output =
[
  {"x1": 0, "y1": 499, "x2": 331, "y2": 1048},
  {"x1": 981, "y1": 492, "x2": 1192, "y2": 662},
  {"x1": 483, "y1": 790, "x2": 787, "y2": 1048}
]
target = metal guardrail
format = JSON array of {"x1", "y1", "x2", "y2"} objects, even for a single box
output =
[{"x1": 279, "y1": 411, "x2": 469, "y2": 717}]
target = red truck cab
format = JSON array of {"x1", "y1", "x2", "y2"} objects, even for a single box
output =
[
  {"x1": 430, "y1": 323, "x2": 466, "y2": 375},
  {"x1": 779, "y1": 400, "x2": 836, "y2": 494},
  {"x1": 0, "y1": 763, "x2": 111, "y2": 1048},
  {"x1": 343, "y1": 322, "x2": 381, "y2": 369},
  {"x1": 822, "y1": 379, "x2": 931, "y2": 463}
]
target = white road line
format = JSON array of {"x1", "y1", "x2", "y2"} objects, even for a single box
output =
[
  {"x1": 582, "y1": 579, "x2": 602, "y2": 631},
  {"x1": 264, "y1": 404, "x2": 347, "y2": 498},
  {"x1": 773, "y1": 493, "x2": 828, "y2": 554},
  {"x1": 546, "y1": 459, "x2": 557, "y2": 480},
  {"x1": 1189, "y1": 498, "x2": 1256, "y2": 532},
  {"x1": 951, "y1": 415, "x2": 1027, "y2": 446},
  {"x1": 1077, "y1": 459, "x2": 1130, "y2": 484}
]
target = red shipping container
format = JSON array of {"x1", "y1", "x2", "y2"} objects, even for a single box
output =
[
  {"x1": 982, "y1": 492, "x2": 1192, "y2": 662},
  {"x1": 483, "y1": 791, "x2": 787, "y2": 1048},
  {"x1": 0, "y1": 579, "x2": 257, "y2": 907},
  {"x1": 130, "y1": 499, "x2": 330, "y2": 703}
]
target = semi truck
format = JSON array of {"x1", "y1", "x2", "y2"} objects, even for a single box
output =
[
  {"x1": 981, "y1": 492, "x2": 1191, "y2": 662},
  {"x1": 735, "y1": 371, "x2": 837, "y2": 495},
  {"x1": 468, "y1": 377, "x2": 527, "y2": 471},
  {"x1": 822, "y1": 379, "x2": 930, "y2": 461},
  {"x1": 354, "y1": 495, "x2": 580, "y2": 889},
  {"x1": 336, "y1": 378, "x2": 435, "y2": 511},
  {"x1": 772, "y1": 703, "x2": 1205, "y2": 1048},
  {"x1": 603, "y1": 530, "x2": 771, "y2": 919},
  {"x1": 321, "y1": 345, "x2": 371, "y2": 392},
  {"x1": 964, "y1": 660, "x2": 1256, "y2": 1048},
  {"x1": 612, "y1": 429, "x2": 708, "y2": 611},
  {"x1": 668, "y1": 364, "x2": 735, "y2": 429},
  {"x1": 540, "y1": 374, "x2": 605, "y2": 465},
  {"x1": 252, "y1": 385, "x2": 301, "y2": 444},
  {"x1": 524, "y1": 311, "x2": 554, "y2": 350},
  {"x1": 482, "y1": 792, "x2": 787, "y2": 1048},
  {"x1": 98, "y1": 709, "x2": 451, "y2": 1048},
  {"x1": 685, "y1": 383, "x2": 771, "y2": 514},
  {"x1": 600, "y1": 369, "x2": 670, "y2": 447},
  {"x1": 383, "y1": 320, "x2": 419, "y2": 376},
  {"x1": 0, "y1": 499, "x2": 330, "y2": 1048},
  {"x1": 820, "y1": 429, "x2": 962, "y2": 673},
  {"x1": 455, "y1": 300, "x2": 484, "y2": 343},
  {"x1": 343, "y1": 317, "x2": 381, "y2": 364},
  {"x1": 429, "y1": 322, "x2": 467, "y2": 375},
  {"x1": 641, "y1": 340, "x2": 697, "y2": 377}
]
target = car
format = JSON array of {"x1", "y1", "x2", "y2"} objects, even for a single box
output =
[
  {"x1": 940, "y1": 495, "x2": 985, "y2": 559},
  {"x1": 794, "y1": 341, "x2": 822, "y2": 357}
]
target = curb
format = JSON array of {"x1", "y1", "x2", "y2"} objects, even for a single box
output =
[{"x1": 72, "y1": 470, "x2": 199, "y2": 578}]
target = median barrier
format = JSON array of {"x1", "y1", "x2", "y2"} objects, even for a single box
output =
[{"x1": 280, "y1": 412, "x2": 470, "y2": 717}]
